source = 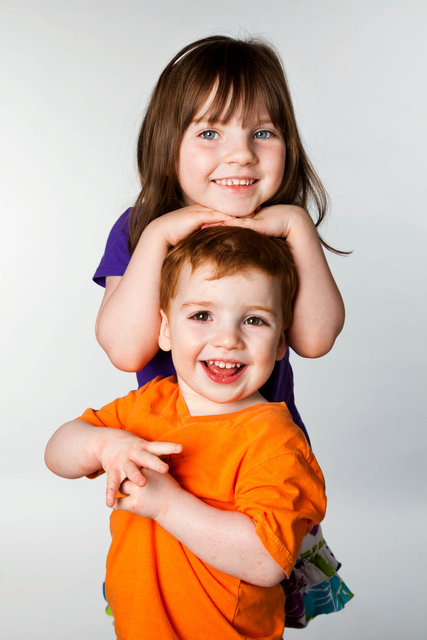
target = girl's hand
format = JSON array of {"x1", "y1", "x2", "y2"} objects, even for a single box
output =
[
  {"x1": 148, "y1": 204, "x2": 232, "y2": 247},
  {"x1": 220, "y1": 204, "x2": 309, "y2": 238},
  {"x1": 114, "y1": 469, "x2": 182, "y2": 520},
  {"x1": 98, "y1": 430, "x2": 182, "y2": 507}
]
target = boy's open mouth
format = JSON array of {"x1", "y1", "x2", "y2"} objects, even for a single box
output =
[{"x1": 201, "y1": 360, "x2": 246, "y2": 384}]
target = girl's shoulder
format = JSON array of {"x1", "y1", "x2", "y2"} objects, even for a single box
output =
[
  {"x1": 108, "y1": 207, "x2": 132, "y2": 241},
  {"x1": 93, "y1": 208, "x2": 132, "y2": 286}
]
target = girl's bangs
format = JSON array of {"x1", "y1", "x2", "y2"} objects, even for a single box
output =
[{"x1": 183, "y1": 67, "x2": 286, "y2": 130}]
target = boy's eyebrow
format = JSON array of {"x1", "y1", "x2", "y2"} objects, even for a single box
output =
[
  {"x1": 180, "y1": 301, "x2": 279, "y2": 315},
  {"x1": 246, "y1": 305, "x2": 279, "y2": 316},
  {"x1": 180, "y1": 300, "x2": 214, "y2": 309}
]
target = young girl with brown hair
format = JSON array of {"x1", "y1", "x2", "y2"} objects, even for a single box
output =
[{"x1": 94, "y1": 34, "x2": 353, "y2": 627}]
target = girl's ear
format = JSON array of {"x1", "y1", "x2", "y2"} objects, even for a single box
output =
[
  {"x1": 158, "y1": 309, "x2": 172, "y2": 351},
  {"x1": 275, "y1": 332, "x2": 287, "y2": 361}
]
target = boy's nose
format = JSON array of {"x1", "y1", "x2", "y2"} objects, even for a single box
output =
[{"x1": 212, "y1": 325, "x2": 244, "y2": 350}]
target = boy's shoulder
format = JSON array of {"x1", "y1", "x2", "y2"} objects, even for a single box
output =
[
  {"x1": 226, "y1": 402, "x2": 312, "y2": 460},
  {"x1": 131, "y1": 375, "x2": 180, "y2": 412}
]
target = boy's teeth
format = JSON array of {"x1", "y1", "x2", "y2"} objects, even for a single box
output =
[
  {"x1": 207, "y1": 360, "x2": 240, "y2": 369},
  {"x1": 214, "y1": 179, "x2": 255, "y2": 186}
]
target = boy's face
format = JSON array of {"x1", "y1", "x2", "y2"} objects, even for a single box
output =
[{"x1": 159, "y1": 262, "x2": 286, "y2": 415}]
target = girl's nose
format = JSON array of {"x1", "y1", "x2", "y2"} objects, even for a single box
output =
[{"x1": 224, "y1": 136, "x2": 256, "y2": 166}]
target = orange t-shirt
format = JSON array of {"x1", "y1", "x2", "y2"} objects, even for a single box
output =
[{"x1": 80, "y1": 376, "x2": 326, "y2": 640}]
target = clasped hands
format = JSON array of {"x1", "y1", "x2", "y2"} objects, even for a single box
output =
[{"x1": 98, "y1": 429, "x2": 183, "y2": 519}]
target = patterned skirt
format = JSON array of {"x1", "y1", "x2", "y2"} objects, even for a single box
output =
[{"x1": 282, "y1": 525, "x2": 354, "y2": 628}]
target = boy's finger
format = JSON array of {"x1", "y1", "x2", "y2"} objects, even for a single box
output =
[
  {"x1": 113, "y1": 495, "x2": 126, "y2": 510},
  {"x1": 119, "y1": 479, "x2": 133, "y2": 495},
  {"x1": 136, "y1": 450, "x2": 170, "y2": 473},
  {"x1": 106, "y1": 471, "x2": 121, "y2": 507},
  {"x1": 144, "y1": 441, "x2": 183, "y2": 456},
  {"x1": 114, "y1": 493, "x2": 135, "y2": 513},
  {"x1": 123, "y1": 461, "x2": 146, "y2": 487}
]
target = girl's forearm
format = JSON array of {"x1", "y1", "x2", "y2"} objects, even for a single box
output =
[
  {"x1": 156, "y1": 487, "x2": 285, "y2": 588},
  {"x1": 286, "y1": 209, "x2": 345, "y2": 357},
  {"x1": 95, "y1": 222, "x2": 169, "y2": 371}
]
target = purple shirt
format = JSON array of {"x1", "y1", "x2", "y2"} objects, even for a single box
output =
[{"x1": 94, "y1": 209, "x2": 309, "y2": 444}]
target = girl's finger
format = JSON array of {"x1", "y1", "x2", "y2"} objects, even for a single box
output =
[{"x1": 200, "y1": 222, "x2": 225, "y2": 229}]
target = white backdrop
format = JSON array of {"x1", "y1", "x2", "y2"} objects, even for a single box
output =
[{"x1": 2, "y1": 1, "x2": 426, "y2": 638}]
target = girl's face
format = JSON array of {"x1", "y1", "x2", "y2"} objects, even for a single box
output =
[{"x1": 177, "y1": 100, "x2": 286, "y2": 217}]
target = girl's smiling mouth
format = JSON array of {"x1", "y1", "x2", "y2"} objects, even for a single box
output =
[
  {"x1": 212, "y1": 178, "x2": 257, "y2": 186},
  {"x1": 201, "y1": 360, "x2": 247, "y2": 384}
]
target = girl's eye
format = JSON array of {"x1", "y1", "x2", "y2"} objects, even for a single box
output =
[
  {"x1": 244, "y1": 316, "x2": 265, "y2": 326},
  {"x1": 254, "y1": 130, "x2": 275, "y2": 140},
  {"x1": 191, "y1": 311, "x2": 211, "y2": 322},
  {"x1": 200, "y1": 130, "x2": 219, "y2": 140}
]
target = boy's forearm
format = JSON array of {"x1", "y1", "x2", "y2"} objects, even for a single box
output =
[
  {"x1": 45, "y1": 420, "x2": 105, "y2": 478},
  {"x1": 155, "y1": 486, "x2": 285, "y2": 588},
  {"x1": 286, "y1": 209, "x2": 345, "y2": 357}
]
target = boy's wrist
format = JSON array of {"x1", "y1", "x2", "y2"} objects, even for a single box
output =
[
  {"x1": 93, "y1": 427, "x2": 111, "y2": 469},
  {"x1": 153, "y1": 482, "x2": 188, "y2": 526}
]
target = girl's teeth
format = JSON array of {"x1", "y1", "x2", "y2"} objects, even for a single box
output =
[{"x1": 214, "y1": 179, "x2": 255, "y2": 186}]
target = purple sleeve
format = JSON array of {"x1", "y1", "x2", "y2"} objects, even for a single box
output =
[{"x1": 93, "y1": 209, "x2": 132, "y2": 287}]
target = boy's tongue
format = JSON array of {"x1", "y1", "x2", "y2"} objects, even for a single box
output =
[{"x1": 205, "y1": 361, "x2": 241, "y2": 377}]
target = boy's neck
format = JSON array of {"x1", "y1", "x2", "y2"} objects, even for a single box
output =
[{"x1": 177, "y1": 378, "x2": 267, "y2": 417}]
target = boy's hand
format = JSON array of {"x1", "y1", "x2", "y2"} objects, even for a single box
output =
[
  {"x1": 98, "y1": 430, "x2": 182, "y2": 507},
  {"x1": 220, "y1": 204, "x2": 309, "y2": 238},
  {"x1": 113, "y1": 469, "x2": 181, "y2": 520}
]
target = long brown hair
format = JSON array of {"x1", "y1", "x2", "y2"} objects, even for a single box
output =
[{"x1": 130, "y1": 35, "x2": 336, "y2": 254}]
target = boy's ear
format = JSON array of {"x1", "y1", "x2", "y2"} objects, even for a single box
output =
[
  {"x1": 275, "y1": 332, "x2": 287, "y2": 361},
  {"x1": 158, "y1": 309, "x2": 171, "y2": 352}
]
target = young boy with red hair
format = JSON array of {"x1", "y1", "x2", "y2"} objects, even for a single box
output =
[{"x1": 45, "y1": 226, "x2": 326, "y2": 640}]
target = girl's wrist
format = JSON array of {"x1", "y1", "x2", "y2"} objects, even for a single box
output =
[
  {"x1": 144, "y1": 217, "x2": 171, "y2": 251},
  {"x1": 285, "y1": 206, "x2": 318, "y2": 245}
]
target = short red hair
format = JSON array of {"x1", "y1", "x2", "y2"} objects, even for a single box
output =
[{"x1": 160, "y1": 226, "x2": 296, "y2": 330}]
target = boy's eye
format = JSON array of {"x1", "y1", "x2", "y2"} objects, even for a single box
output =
[
  {"x1": 191, "y1": 311, "x2": 211, "y2": 322},
  {"x1": 253, "y1": 130, "x2": 274, "y2": 140},
  {"x1": 199, "y1": 130, "x2": 219, "y2": 140},
  {"x1": 244, "y1": 316, "x2": 265, "y2": 326}
]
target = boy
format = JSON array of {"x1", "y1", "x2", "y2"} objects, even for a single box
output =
[{"x1": 45, "y1": 226, "x2": 326, "y2": 640}]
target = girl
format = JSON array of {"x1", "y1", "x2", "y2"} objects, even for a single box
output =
[{"x1": 94, "y1": 35, "x2": 353, "y2": 628}]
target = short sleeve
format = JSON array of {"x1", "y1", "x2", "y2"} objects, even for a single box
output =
[
  {"x1": 93, "y1": 209, "x2": 132, "y2": 287},
  {"x1": 234, "y1": 450, "x2": 326, "y2": 577},
  {"x1": 79, "y1": 388, "x2": 140, "y2": 430}
]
